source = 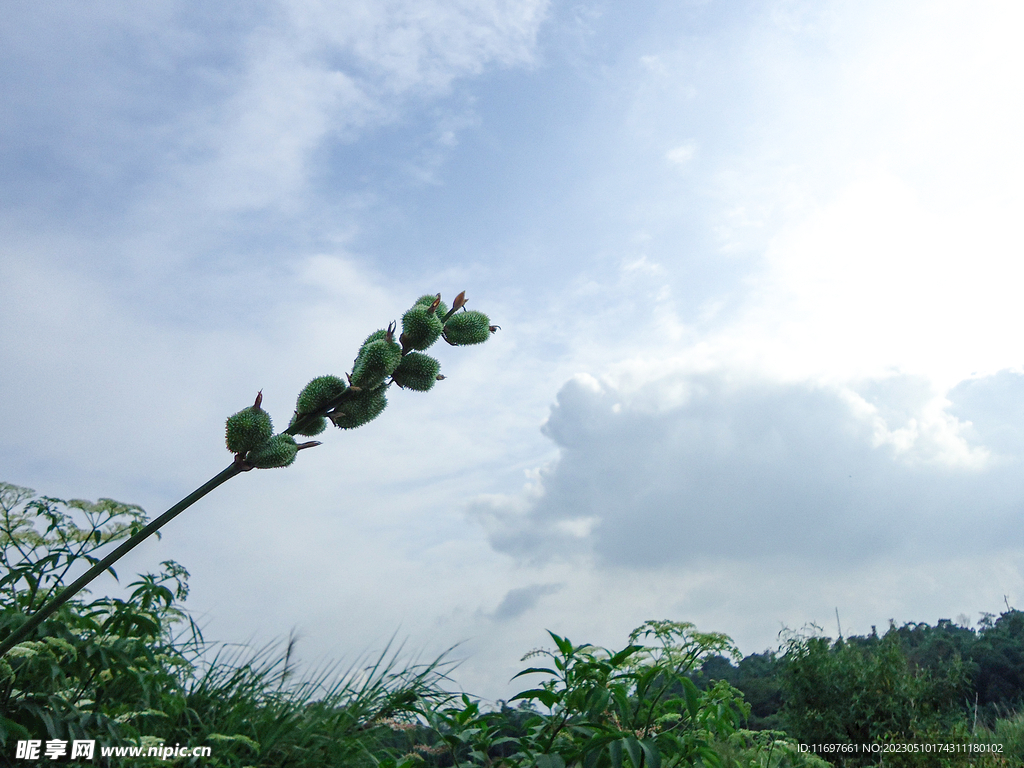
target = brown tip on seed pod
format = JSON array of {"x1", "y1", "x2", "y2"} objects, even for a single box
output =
[
  {"x1": 254, "y1": 391, "x2": 263, "y2": 409},
  {"x1": 452, "y1": 291, "x2": 467, "y2": 310},
  {"x1": 386, "y1": 320, "x2": 396, "y2": 344},
  {"x1": 489, "y1": 325, "x2": 500, "y2": 333},
  {"x1": 428, "y1": 294, "x2": 441, "y2": 313},
  {"x1": 296, "y1": 441, "x2": 321, "y2": 451}
]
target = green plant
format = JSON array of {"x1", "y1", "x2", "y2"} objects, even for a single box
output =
[
  {"x1": 0, "y1": 482, "x2": 453, "y2": 765},
  {"x1": 0, "y1": 291, "x2": 497, "y2": 658},
  {"x1": 158, "y1": 637, "x2": 453, "y2": 767},
  {"x1": 779, "y1": 626, "x2": 972, "y2": 767},
  {"x1": 971, "y1": 709, "x2": 1024, "y2": 767},
  {"x1": 713, "y1": 729, "x2": 832, "y2": 768},
  {"x1": 418, "y1": 621, "x2": 750, "y2": 767},
  {"x1": 0, "y1": 482, "x2": 197, "y2": 749}
]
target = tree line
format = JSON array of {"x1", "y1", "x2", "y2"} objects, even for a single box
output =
[
  {"x1": 2, "y1": 481, "x2": 1021, "y2": 767},
  {"x1": 691, "y1": 611, "x2": 1024, "y2": 765}
]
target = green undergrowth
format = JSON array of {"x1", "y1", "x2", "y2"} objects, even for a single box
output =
[{"x1": 2, "y1": 482, "x2": 1023, "y2": 767}]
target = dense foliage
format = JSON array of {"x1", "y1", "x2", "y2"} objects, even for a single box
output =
[
  {"x1": 1, "y1": 482, "x2": 820, "y2": 767},
  {"x1": 0, "y1": 483, "x2": 449, "y2": 766},
  {"x1": 692, "y1": 615, "x2": 1024, "y2": 767},
  {"x1": 1, "y1": 480, "x2": 1021, "y2": 766}
]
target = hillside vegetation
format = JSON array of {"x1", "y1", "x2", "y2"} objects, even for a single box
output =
[{"x1": 1, "y1": 482, "x2": 1020, "y2": 767}]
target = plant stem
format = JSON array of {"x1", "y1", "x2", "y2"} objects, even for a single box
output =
[
  {"x1": 2, "y1": 374, "x2": 383, "y2": 657},
  {"x1": 0, "y1": 463, "x2": 242, "y2": 657},
  {"x1": 0, "y1": 384, "x2": 357, "y2": 657}
]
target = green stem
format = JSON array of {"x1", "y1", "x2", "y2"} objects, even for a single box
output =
[
  {"x1": 284, "y1": 384, "x2": 363, "y2": 436},
  {"x1": 0, "y1": 463, "x2": 242, "y2": 657},
  {"x1": 1, "y1": 371, "x2": 399, "y2": 657}
]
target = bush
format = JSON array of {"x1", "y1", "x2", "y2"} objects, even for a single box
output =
[
  {"x1": 779, "y1": 627, "x2": 972, "y2": 767},
  {"x1": 0, "y1": 482, "x2": 447, "y2": 766},
  {"x1": 411, "y1": 620, "x2": 751, "y2": 767}
]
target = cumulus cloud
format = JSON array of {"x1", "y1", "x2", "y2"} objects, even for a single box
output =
[
  {"x1": 474, "y1": 370, "x2": 1024, "y2": 569},
  {"x1": 6, "y1": 0, "x2": 1024, "y2": 702},
  {"x1": 948, "y1": 372, "x2": 1024, "y2": 459}
]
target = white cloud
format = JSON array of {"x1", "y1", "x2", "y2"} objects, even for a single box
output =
[
  {"x1": 185, "y1": 0, "x2": 550, "y2": 212},
  {"x1": 0, "y1": 1, "x2": 551, "y2": 255},
  {"x1": 453, "y1": 0, "x2": 1024, "y2": 692},
  {"x1": 459, "y1": 365, "x2": 1024, "y2": 693},
  {"x1": 714, "y1": 169, "x2": 1024, "y2": 388},
  {"x1": 604, "y1": 1, "x2": 1024, "y2": 392},
  {"x1": 665, "y1": 143, "x2": 696, "y2": 166},
  {"x1": 6, "y1": 0, "x2": 1024, "y2": 704},
  {"x1": 477, "y1": 368, "x2": 1024, "y2": 568}
]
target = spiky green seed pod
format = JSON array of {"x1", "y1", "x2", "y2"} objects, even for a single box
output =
[
  {"x1": 226, "y1": 405, "x2": 274, "y2": 454},
  {"x1": 330, "y1": 387, "x2": 388, "y2": 430},
  {"x1": 415, "y1": 294, "x2": 448, "y2": 318},
  {"x1": 392, "y1": 352, "x2": 441, "y2": 392},
  {"x1": 443, "y1": 310, "x2": 492, "y2": 345},
  {"x1": 288, "y1": 413, "x2": 327, "y2": 437},
  {"x1": 355, "y1": 323, "x2": 399, "y2": 367},
  {"x1": 248, "y1": 434, "x2": 299, "y2": 468},
  {"x1": 352, "y1": 338, "x2": 402, "y2": 389},
  {"x1": 401, "y1": 305, "x2": 443, "y2": 351},
  {"x1": 296, "y1": 375, "x2": 348, "y2": 415},
  {"x1": 359, "y1": 328, "x2": 388, "y2": 353}
]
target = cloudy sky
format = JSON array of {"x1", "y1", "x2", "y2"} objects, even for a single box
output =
[{"x1": 2, "y1": 0, "x2": 1024, "y2": 700}]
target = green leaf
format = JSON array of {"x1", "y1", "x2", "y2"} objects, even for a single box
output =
[
  {"x1": 609, "y1": 738, "x2": 624, "y2": 768},
  {"x1": 608, "y1": 645, "x2": 644, "y2": 667},
  {"x1": 549, "y1": 631, "x2": 574, "y2": 656},
  {"x1": 611, "y1": 686, "x2": 632, "y2": 719},
  {"x1": 510, "y1": 688, "x2": 561, "y2": 709},
  {"x1": 536, "y1": 754, "x2": 566, "y2": 768},
  {"x1": 696, "y1": 744, "x2": 724, "y2": 768},
  {"x1": 681, "y1": 676, "x2": 701, "y2": 721},
  {"x1": 639, "y1": 738, "x2": 661, "y2": 768},
  {"x1": 624, "y1": 735, "x2": 642, "y2": 768},
  {"x1": 0, "y1": 716, "x2": 31, "y2": 742},
  {"x1": 585, "y1": 686, "x2": 611, "y2": 718},
  {"x1": 512, "y1": 666, "x2": 559, "y2": 679}
]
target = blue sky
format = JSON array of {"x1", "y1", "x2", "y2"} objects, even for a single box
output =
[{"x1": 2, "y1": 0, "x2": 1024, "y2": 700}]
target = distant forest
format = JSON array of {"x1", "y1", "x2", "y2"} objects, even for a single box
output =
[
  {"x1": 5, "y1": 482, "x2": 1024, "y2": 766},
  {"x1": 694, "y1": 609, "x2": 1024, "y2": 742}
]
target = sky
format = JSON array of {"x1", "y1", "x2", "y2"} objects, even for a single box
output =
[{"x1": 2, "y1": 0, "x2": 1024, "y2": 702}]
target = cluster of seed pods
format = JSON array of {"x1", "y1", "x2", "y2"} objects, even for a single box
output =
[{"x1": 224, "y1": 292, "x2": 496, "y2": 469}]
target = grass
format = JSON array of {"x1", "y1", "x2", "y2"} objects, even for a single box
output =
[{"x1": 151, "y1": 634, "x2": 458, "y2": 767}]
